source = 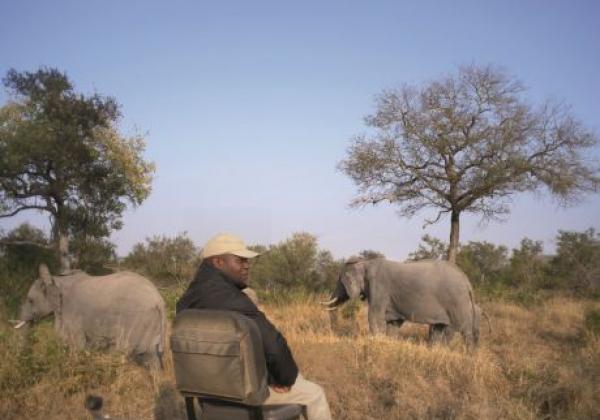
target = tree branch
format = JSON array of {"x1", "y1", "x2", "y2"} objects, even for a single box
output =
[
  {"x1": 422, "y1": 209, "x2": 449, "y2": 228},
  {"x1": 0, "y1": 205, "x2": 49, "y2": 218},
  {"x1": 0, "y1": 239, "x2": 53, "y2": 249}
]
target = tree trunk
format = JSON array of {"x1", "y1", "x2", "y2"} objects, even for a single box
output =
[
  {"x1": 58, "y1": 231, "x2": 70, "y2": 273},
  {"x1": 54, "y1": 204, "x2": 71, "y2": 273},
  {"x1": 447, "y1": 210, "x2": 460, "y2": 263}
]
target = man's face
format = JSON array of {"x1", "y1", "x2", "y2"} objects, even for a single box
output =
[{"x1": 213, "y1": 254, "x2": 251, "y2": 283}]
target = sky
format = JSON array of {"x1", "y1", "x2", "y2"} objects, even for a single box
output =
[{"x1": 1, "y1": 0, "x2": 599, "y2": 260}]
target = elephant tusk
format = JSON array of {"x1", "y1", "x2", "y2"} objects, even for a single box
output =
[
  {"x1": 324, "y1": 306, "x2": 339, "y2": 311},
  {"x1": 13, "y1": 320, "x2": 28, "y2": 329},
  {"x1": 319, "y1": 297, "x2": 339, "y2": 306}
]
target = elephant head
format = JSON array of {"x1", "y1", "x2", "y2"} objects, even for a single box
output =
[
  {"x1": 321, "y1": 257, "x2": 367, "y2": 310},
  {"x1": 14, "y1": 264, "x2": 60, "y2": 330}
]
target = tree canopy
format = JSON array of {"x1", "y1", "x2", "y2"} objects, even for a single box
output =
[
  {"x1": 340, "y1": 64, "x2": 599, "y2": 262},
  {"x1": 0, "y1": 68, "x2": 154, "y2": 271},
  {"x1": 123, "y1": 233, "x2": 199, "y2": 284}
]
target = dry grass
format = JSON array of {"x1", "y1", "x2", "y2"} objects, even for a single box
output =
[{"x1": 1, "y1": 295, "x2": 598, "y2": 419}]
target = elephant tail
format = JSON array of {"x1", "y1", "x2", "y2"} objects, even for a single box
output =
[
  {"x1": 469, "y1": 288, "x2": 477, "y2": 343},
  {"x1": 482, "y1": 309, "x2": 492, "y2": 333},
  {"x1": 155, "y1": 303, "x2": 166, "y2": 369}
]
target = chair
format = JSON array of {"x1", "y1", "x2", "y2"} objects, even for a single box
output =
[{"x1": 171, "y1": 309, "x2": 303, "y2": 420}]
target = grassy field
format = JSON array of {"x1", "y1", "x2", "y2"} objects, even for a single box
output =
[{"x1": 1, "y1": 292, "x2": 598, "y2": 419}]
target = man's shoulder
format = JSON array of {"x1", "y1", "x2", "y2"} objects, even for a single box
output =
[{"x1": 184, "y1": 274, "x2": 258, "y2": 312}]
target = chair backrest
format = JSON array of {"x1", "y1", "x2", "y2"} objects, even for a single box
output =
[{"x1": 171, "y1": 309, "x2": 269, "y2": 406}]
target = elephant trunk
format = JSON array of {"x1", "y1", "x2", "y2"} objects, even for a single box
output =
[{"x1": 320, "y1": 281, "x2": 350, "y2": 310}]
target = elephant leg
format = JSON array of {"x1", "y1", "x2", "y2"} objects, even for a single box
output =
[
  {"x1": 428, "y1": 323, "x2": 452, "y2": 345},
  {"x1": 368, "y1": 306, "x2": 387, "y2": 336},
  {"x1": 461, "y1": 329, "x2": 477, "y2": 350},
  {"x1": 443, "y1": 326, "x2": 455, "y2": 343}
]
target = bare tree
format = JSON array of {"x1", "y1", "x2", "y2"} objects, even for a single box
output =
[{"x1": 339, "y1": 64, "x2": 599, "y2": 262}]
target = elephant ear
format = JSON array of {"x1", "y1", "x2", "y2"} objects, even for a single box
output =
[
  {"x1": 341, "y1": 261, "x2": 367, "y2": 298},
  {"x1": 36, "y1": 264, "x2": 61, "y2": 312},
  {"x1": 38, "y1": 264, "x2": 55, "y2": 288}
]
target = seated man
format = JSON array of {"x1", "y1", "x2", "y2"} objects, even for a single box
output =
[{"x1": 176, "y1": 233, "x2": 332, "y2": 420}]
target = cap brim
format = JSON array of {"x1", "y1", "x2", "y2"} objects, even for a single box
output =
[{"x1": 230, "y1": 249, "x2": 260, "y2": 259}]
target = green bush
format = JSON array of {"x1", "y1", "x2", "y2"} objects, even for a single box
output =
[
  {"x1": 506, "y1": 238, "x2": 549, "y2": 289},
  {"x1": 456, "y1": 241, "x2": 509, "y2": 288},
  {"x1": 159, "y1": 283, "x2": 187, "y2": 320},
  {"x1": 123, "y1": 233, "x2": 199, "y2": 285},
  {"x1": 407, "y1": 235, "x2": 447, "y2": 261},
  {"x1": 250, "y1": 232, "x2": 342, "y2": 293},
  {"x1": 0, "y1": 223, "x2": 59, "y2": 316},
  {"x1": 584, "y1": 306, "x2": 600, "y2": 336},
  {"x1": 549, "y1": 229, "x2": 600, "y2": 294},
  {"x1": 71, "y1": 236, "x2": 117, "y2": 275}
]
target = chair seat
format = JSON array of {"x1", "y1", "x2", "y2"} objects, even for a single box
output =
[
  {"x1": 263, "y1": 404, "x2": 303, "y2": 420},
  {"x1": 195, "y1": 398, "x2": 302, "y2": 420}
]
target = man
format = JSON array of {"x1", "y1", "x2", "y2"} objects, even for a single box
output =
[{"x1": 176, "y1": 233, "x2": 332, "y2": 420}]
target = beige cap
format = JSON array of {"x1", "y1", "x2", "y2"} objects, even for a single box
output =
[{"x1": 200, "y1": 233, "x2": 259, "y2": 259}]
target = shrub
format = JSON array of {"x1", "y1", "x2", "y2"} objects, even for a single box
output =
[
  {"x1": 71, "y1": 236, "x2": 117, "y2": 275},
  {"x1": 0, "y1": 224, "x2": 59, "y2": 316},
  {"x1": 122, "y1": 233, "x2": 199, "y2": 285},
  {"x1": 549, "y1": 228, "x2": 600, "y2": 294},
  {"x1": 584, "y1": 306, "x2": 600, "y2": 336},
  {"x1": 250, "y1": 232, "x2": 343, "y2": 293},
  {"x1": 456, "y1": 241, "x2": 509, "y2": 288},
  {"x1": 407, "y1": 234, "x2": 447, "y2": 261},
  {"x1": 506, "y1": 238, "x2": 549, "y2": 290}
]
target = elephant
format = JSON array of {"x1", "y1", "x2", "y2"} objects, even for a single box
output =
[
  {"x1": 15, "y1": 264, "x2": 167, "y2": 368},
  {"x1": 322, "y1": 258, "x2": 480, "y2": 347}
]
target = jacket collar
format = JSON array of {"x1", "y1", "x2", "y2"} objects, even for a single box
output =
[{"x1": 197, "y1": 261, "x2": 248, "y2": 290}]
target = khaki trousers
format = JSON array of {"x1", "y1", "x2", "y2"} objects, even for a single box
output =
[{"x1": 264, "y1": 374, "x2": 332, "y2": 420}]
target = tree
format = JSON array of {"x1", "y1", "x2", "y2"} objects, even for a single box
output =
[
  {"x1": 70, "y1": 236, "x2": 117, "y2": 275},
  {"x1": 550, "y1": 228, "x2": 600, "y2": 293},
  {"x1": 456, "y1": 240, "x2": 509, "y2": 287},
  {"x1": 123, "y1": 233, "x2": 199, "y2": 284},
  {"x1": 0, "y1": 68, "x2": 154, "y2": 271},
  {"x1": 406, "y1": 234, "x2": 447, "y2": 261},
  {"x1": 249, "y1": 232, "x2": 337, "y2": 292},
  {"x1": 358, "y1": 249, "x2": 385, "y2": 260},
  {"x1": 316, "y1": 249, "x2": 343, "y2": 289},
  {"x1": 507, "y1": 238, "x2": 547, "y2": 289},
  {"x1": 339, "y1": 64, "x2": 599, "y2": 262}
]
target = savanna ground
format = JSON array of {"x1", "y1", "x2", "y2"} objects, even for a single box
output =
[{"x1": 1, "y1": 289, "x2": 598, "y2": 420}]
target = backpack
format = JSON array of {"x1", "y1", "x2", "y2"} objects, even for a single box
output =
[{"x1": 170, "y1": 309, "x2": 269, "y2": 405}]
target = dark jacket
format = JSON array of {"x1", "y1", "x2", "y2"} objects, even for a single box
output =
[{"x1": 176, "y1": 262, "x2": 299, "y2": 387}]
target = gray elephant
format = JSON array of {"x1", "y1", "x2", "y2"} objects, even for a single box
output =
[
  {"x1": 15, "y1": 264, "x2": 167, "y2": 368},
  {"x1": 322, "y1": 258, "x2": 479, "y2": 346}
]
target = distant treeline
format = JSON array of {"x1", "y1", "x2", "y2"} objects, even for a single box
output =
[{"x1": 1, "y1": 224, "x2": 599, "y2": 314}]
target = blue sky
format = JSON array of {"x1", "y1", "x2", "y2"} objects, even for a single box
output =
[{"x1": 1, "y1": 1, "x2": 599, "y2": 259}]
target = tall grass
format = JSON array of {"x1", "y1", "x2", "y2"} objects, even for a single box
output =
[{"x1": 1, "y1": 291, "x2": 598, "y2": 419}]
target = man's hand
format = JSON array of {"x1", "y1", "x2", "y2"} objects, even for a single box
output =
[{"x1": 270, "y1": 385, "x2": 291, "y2": 393}]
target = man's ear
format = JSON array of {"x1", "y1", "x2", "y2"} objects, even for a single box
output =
[{"x1": 210, "y1": 256, "x2": 225, "y2": 270}]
